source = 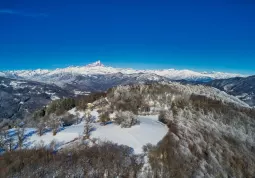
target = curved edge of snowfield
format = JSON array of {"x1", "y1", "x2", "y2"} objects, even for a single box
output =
[
  {"x1": 9, "y1": 110, "x2": 168, "y2": 154},
  {"x1": 91, "y1": 115, "x2": 168, "y2": 153}
]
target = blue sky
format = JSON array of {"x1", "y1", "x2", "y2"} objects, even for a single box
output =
[{"x1": 0, "y1": 0, "x2": 255, "y2": 74}]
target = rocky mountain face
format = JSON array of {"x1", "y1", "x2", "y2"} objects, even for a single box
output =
[
  {"x1": 208, "y1": 75, "x2": 255, "y2": 107},
  {"x1": 0, "y1": 77, "x2": 73, "y2": 123}
]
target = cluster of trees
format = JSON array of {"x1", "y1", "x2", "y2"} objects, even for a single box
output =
[
  {"x1": 0, "y1": 141, "x2": 144, "y2": 178},
  {"x1": 105, "y1": 83, "x2": 255, "y2": 126},
  {"x1": 148, "y1": 90, "x2": 255, "y2": 177},
  {"x1": 35, "y1": 113, "x2": 75, "y2": 136},
  {"x1": 33, "y1": 92, "x2": 105, "y2": 122},
  {"x1": 115, "y1": 111, "x2": 140, "y2": 128},
  {"x1": 145, "y1": 123, "x2": 255, "y2": 178},
  {"x1": 105, "y1": 84, "x2": 183, "y2": 115},
  {"x1": 107, "y1": 85, "x2": 144, "y2": 114},
  {"x1": 30, "y1": 92, "x2": 106, "y2": 136},
  {"x1": 104, "y1": 83, "x2": 255, "y2": 177},
  {"x1": 0, "y1": 126, "x2": 25, "y2": 152},
  {"x1": 97, "y1": 109, "x2": 140, "y2": 128}
]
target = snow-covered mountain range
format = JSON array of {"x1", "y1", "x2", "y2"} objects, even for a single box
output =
[{"x1": 0, "y1": 60, "x2": 246, "y2": 82}]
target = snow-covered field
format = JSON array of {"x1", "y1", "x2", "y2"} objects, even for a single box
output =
[
  {"x1": 2, "y1": 111, "x2": 168, "y2": 154},
  {"x1": 91, "y1": 115, "x2": 168, "y2": 153}
]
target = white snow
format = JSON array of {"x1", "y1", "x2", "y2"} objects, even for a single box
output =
[
  {"x1": 9, "y1": 81, "x2": 27, "y2": 89},
  {"x1": 29, "y1": 128, "x2": 80, "y2": 147},
  {"x1": 0, "y1": 82, "x2": 8, "y2": 87},
  {"x1": 68, "y1": 108, "x2": 77, "y2": 115},
  {"x1": 73, "y1": 90, "x2": 90, "y2": 95},
  {"x1": 68, "y1": 108, "x2": 86, "y2": 118},
  {"x1": 45, "y1": 91, "x2": 60, "y2": 100},
  {"x1": 91, "y1": 115, "x2": 168, "y2": 153}
]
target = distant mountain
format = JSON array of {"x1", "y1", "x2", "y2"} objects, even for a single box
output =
[
  {"x1": 0, "y1": 76, "x2": 73, "y2": 122},
  {"x1": 208, "y1": 75, "x2": 255, "y2": 107},
  {"x1": 1, "y1": 61, "x2": 245, "y2": 85}
]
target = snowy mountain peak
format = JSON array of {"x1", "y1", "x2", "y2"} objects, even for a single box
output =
[{"x1": 86, "y1": 60, "x2": 104, "y2": 67}]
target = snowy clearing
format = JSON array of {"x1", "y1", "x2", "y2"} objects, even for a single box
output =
[
  {"x1": 2, "y1": 111, "x2": 168, "y2": 154},
  {"x1": 91, "y1": 115, "x2": 168, "y2": 153}
]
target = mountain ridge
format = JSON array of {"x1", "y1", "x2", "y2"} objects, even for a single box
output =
[
  {"x1": 208, "y1": 75, "x2": 255, "y2": 107},
  {"x1": 1, "y1": 61, "x2": 247, "y2": 82},
  {"x1": 0, "y1": 76, "x2": 73, "y2": 123}
]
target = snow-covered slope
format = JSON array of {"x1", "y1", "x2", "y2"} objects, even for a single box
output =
[
  {"x1": 165, "y1": 81, "x2": 250, "y2": 108},
  {"x1": 2, "y1": 61, "x2": 245, "y2": 83},
  {"x1": 208, "y1": 75, "x2": 255, "y2": 107}
]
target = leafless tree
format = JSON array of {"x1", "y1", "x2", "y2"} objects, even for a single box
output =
[
  {"x1": 83, "y1": 113, "x2": 94, "y2": 139},
  {"x1": 37, "y1": 120, "x2": 45, "y2": 136},
  {"x1": 130, "y1": 154, "x2": 145, "y2": 178},
  {"x1": 49, "y1": 114, "x2": 61, "y2": 136},
  {"x1": 0, "y1": 129, "x2": 14, "y2": 152},
  {"x1": 0, "y1": 131, "x2": 5, "y2": 151},
  {"x1": 5, "y1": 135, "x2": 15, "y2": 152},
  {"x1": 17, "y1": 127, "x2": 25, "y2": 149}
]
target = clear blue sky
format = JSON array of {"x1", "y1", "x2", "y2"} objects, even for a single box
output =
[{"x1": 0, "y1": 0, "x2": 255, "y2": 74}]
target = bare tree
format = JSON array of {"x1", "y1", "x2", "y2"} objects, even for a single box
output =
[
  {"x1": 49, "y1": 139, "x2": 57, "y2": 151},
  {"x1": 17, "y1": 127, "x2": 25, "y2": 149},
  {"x1": 37, "y1": 120, "x2": 45, "y2": 136},
  {"x1": 0, "y1": 131, "x2": 5, "y2": 151},
  {"x1": 5, "y1": 135, "x2": 15, "y2": 152},
  {"x1": 36, "y1": 115, "x2": 50, "y2": 136},
  {"x1": 49, "y1": 114, "x2": 61, "y2": 136},
  {"x1": 0, "y1": 129, "x2": 14, "y2": 152},
  {"x1": 130, "y1": 154, "x2": 144, "y2": 178},
  {"x1": 83, "y1": 112, "x2": 94, "y2": 140}
]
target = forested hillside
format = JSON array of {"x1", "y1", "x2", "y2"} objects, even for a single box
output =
[{"x1": 1, "y1": 82, "x2": 254, "y2": 177}]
